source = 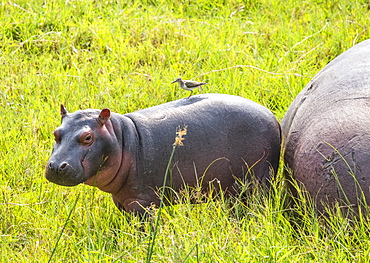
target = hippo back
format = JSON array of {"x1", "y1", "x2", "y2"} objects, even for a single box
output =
[{"x1": 125, "y1": 93, "x2": 281, "y2": 194}]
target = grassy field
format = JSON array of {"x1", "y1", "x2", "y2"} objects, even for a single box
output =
[{"x1": 1, "y1": 0, "x2": 370, "y2": 262}]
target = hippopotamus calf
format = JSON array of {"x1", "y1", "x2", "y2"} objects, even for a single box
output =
[
  {"x1": 282, "y1": 39, "x2": 370, "y2": 212},
  {"x1": 46, "y1": 93, "x2": 281, "y2": 213}
]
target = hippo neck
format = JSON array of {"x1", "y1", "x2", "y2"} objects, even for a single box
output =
[{"x1": 95, "y1": 114, "x2": 138, "y2": 194}]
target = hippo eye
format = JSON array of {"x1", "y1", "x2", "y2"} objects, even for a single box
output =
[{"x1": 81, "y1": 132, "x2": 93, "y2": 145}]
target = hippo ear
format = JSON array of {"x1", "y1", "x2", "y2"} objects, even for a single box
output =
[
  {"x1": 98, "y1": 108, "x2": 111, "y2": 125},
  {"x1": 60, "y1": 104, "x2": 68, "y2": 119}
]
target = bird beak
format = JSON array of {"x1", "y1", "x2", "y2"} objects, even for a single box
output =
[{"x1": 171, "y1": 80, "x2": 177, "y2": 83}]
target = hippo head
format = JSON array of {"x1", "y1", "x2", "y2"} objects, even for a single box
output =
[{"x1": 45, "y1": 105, "x2": 122, "y2": 188}]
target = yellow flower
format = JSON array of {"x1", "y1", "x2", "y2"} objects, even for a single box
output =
[{"x1": 173, "y1": 125, "x2": 187, "y2": 146}]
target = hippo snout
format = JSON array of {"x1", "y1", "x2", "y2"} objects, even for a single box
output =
[{"x1": 45, "y1": 159, "x2": 84, "y2": 186}]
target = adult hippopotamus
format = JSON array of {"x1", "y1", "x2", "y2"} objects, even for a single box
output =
[
  {"x1": 45, "y1": 93, "x2": 281, "y2": 213},
  {"x1": 282, "y1": 39, "x2": 370, "y2": 212}
]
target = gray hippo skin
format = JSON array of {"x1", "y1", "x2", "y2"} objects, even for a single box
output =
[
  {"x1": 282, "y1": 39, "x2": 370, "y2": 212},
  {"x1": 46, "y1": 93, "x2": 281, "y2": 213}
]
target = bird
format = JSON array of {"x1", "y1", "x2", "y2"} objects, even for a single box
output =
[{"x1": 171, "y1": 78, "x2": 208, "y2": 98}]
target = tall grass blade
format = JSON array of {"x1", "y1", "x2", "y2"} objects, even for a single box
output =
[
  {"x1": 48, "y1": 192, "x2": 81, "y2": 263},
  {"x1": 145, "y1": 144, "x2": 177, "y2": 262}
]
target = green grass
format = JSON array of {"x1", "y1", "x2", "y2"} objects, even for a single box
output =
[{"x1": 1, "y1": 0, "x2": 370, "y2": 261}]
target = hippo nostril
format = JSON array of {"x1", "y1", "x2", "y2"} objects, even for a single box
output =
[
  {"x1": 48, "y1": 161, "x2": 55, "y2": 170},
  {"x1": 59, "y1": 162, "x2": 68, "y2": 171}
]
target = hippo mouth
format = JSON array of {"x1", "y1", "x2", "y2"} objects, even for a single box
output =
[{"x1": 45, "y1": 161, "x2": 85, "y2": 186}]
